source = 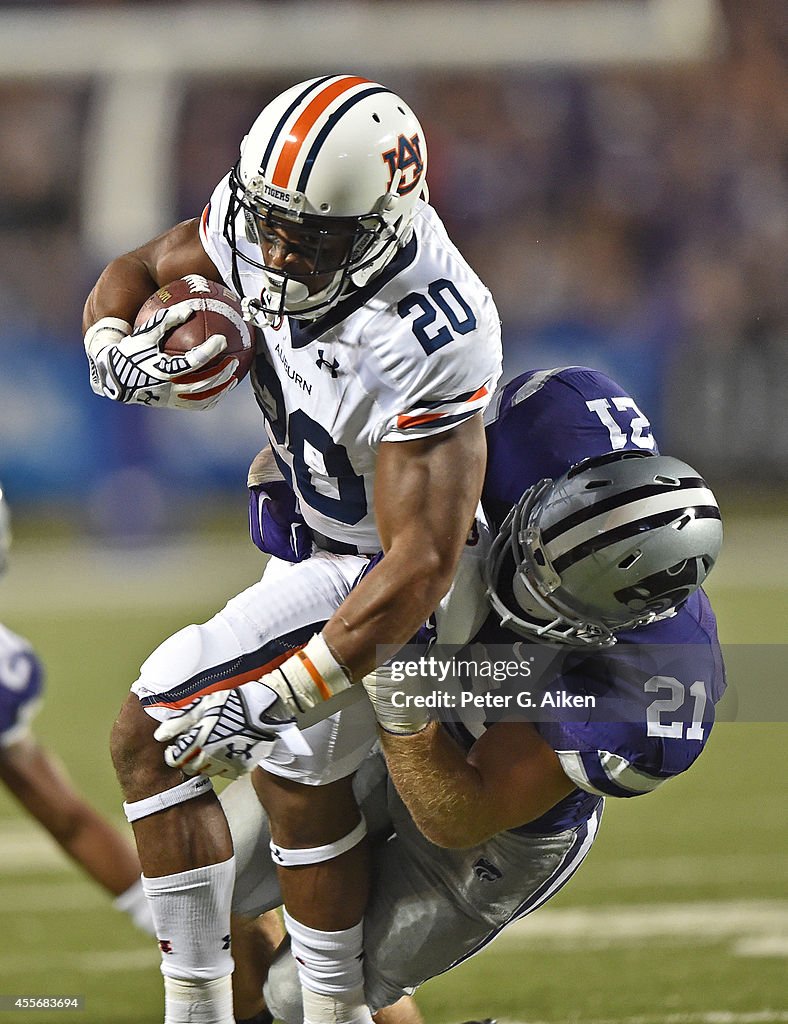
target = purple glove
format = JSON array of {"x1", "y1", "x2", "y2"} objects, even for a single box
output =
[{"x1": 248, "y1": 479, "x2": 312, "y2": 562}]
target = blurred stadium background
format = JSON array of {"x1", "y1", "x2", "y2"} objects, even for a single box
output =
[{"x1": 0, "y1": 1, "x2": 786, "y2": 1022}]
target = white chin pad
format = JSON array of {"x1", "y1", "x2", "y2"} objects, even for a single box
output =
[
  {"x1": 512, "y1": 572, "x2": 553, "y2": 624},
  {"x1": 283, "y1": 279, "x2": 311, "y2": 305}
]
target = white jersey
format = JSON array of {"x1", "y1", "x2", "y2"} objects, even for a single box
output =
[{"x1": 201, "y1": 181, "x2": 502, "y2": 552}]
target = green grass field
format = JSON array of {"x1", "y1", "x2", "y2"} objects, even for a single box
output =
[{"x1": 0, "y1": 514, "x2": 786, "y2": 1024}]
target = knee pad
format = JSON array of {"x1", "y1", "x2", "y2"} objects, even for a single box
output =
[
  {"x1": 123, "y1": 775, "x2": 213, "y2": 823},
  {"x1": 269, "y1": 817, "x2": 366, "y2": 867}
]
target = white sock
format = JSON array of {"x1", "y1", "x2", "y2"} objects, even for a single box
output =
[
  {"x1": 284, "y1": 910, "x2": 372, "y2": 1024},
  {"x1": 113, "y1": 876, "x2": 155, "y2": 936},
  {"x1": 142, "y1": 858, "x2": 235, "y2": 1024}
]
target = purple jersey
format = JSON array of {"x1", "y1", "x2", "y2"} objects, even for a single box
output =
[
  {"x1": 0, "y1": 624, "x2": 44, "y2": 747},
  {"x1": 455, "y1": 367, "x2": 726, "y2": 832},
  {"x1": 482, "y1": 365, "x2": 658, "y2": 530}
]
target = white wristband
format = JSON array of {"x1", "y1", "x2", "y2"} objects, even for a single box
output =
[
  {"x1": 276, "y1": 633, "x2": 352, "y2": 711},
  {"x1": 83, "y1": 316, "x2": 132, "y2": 356}
]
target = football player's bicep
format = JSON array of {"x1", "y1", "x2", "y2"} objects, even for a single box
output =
[
  {"x1": 139, "y1": 218, "x2": 222, "y2": 287},
  {"x1": 375, "y1": 414, "x2": 486, "y2": 563},
  {"x1": 466, "y1": 722, "x2": 577, "y2": 832}
]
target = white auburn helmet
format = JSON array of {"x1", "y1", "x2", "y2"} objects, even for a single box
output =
[
  {"x1": 485, "y1": 451, "x2": 723, "y2": 647},
  {"x1": 0, "y1": 484, "x2": 10, "y2": 578},
  {"x1": 223, "y1": 74, "x2": 429, "y2": 322}
]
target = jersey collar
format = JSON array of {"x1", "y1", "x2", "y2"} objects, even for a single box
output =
[{"x1": 289, "y1": 232, "x2": 419, "y2": 348}]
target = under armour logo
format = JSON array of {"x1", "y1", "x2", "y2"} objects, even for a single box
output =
[
  {"x1": 224, "y1": 741, "x2": 254, "y2": 761},
  {"x1": 222, "y1": 934, "x2": 231, "y2": 950},
  {"x1": 316, "y1": 349, "x2": 340, "y2": 377},
  {"x1": 473, "y1": 857, "x2": 502, "y2": 882},
  {"x1": 136, "y1": 389, "x2": 160, "y2": 405},
  {"x1": 271, "y1": 845, "x2": 285, "y2": 863},
  {"x1": 158, "y1": 939, "x2": 174, "y2": 954}
]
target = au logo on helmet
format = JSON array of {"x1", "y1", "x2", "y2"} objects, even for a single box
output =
[{"x1": 382, "y1": 134, "x2": 424, "y2": 195}]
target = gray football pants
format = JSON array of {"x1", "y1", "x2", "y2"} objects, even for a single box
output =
[{"x1": 221, "y1": 748, "x2": 602, "y2": 1020}]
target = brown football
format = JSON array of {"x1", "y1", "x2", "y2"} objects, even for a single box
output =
[{"x1": 135, "y1": 275, "x2": 254, "y2": 387}]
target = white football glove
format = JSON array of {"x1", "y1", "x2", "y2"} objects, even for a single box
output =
[
  {"x1": 361, "y1": 665, "x2": 431, "y2": 736},
  {"x1": 84, "y1": 306, "x2": 238, "y2": 410},
  {"x1": 154, "y1": 680, "x2": 312, "y2": 780},
  {"x1": 154, "y1": 634, "x2": 352, "y2": 778}
]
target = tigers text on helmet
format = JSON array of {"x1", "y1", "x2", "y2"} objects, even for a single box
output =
[
  {"x1": 223, "y1": 74, "x2": 429, "y2": 324},
  {"x1": 0, "y1": 485, "x2": 10, "y2": 578},
  {"x1": 485, "y1": 451, "x2": 723, "y2": 647}
]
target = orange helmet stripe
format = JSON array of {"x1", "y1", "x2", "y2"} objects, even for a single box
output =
[{"x1": 270, "y1": 75, "x2": 371, "y2": 189}]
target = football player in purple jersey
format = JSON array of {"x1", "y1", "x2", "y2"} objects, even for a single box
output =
[
  {"x1": 0, "y1": 486, "x2": 154, "y2": 936},
  {"x1": 227, "y1": 366, "x2": 724, "y2": 1024}
]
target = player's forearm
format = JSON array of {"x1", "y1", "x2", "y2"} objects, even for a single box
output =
[
  {"x1": 379, "y1": 723, "x2": 499, "y2": 849},
  {"x1": 322, "y1": 545, "x2": 454, "y2": 680}
]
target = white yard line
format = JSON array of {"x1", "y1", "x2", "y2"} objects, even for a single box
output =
[
  {"x1": 496, "y1": 899, "x2": 788, "y2": 948},
  {"x1": 0, "y1": 949, "x2": 158, "y2": 973},
  {"x1": 2, "y1": 819, "x2": 786, "y2": 890},
  {"x1": 501, "y1": 1014, "x2": 788, "y2": 1024}
]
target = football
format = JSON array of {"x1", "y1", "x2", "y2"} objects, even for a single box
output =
[{"x1": 135, "y1": 274, "x2": 255, "y2": 385}]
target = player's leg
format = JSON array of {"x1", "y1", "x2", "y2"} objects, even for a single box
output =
[
  {"x1": 227, "y1": 554, "x2": 380, "y2": 1024},
  {"x1": 0, "y1": 736, "x2": 153, "y2": 934},
  {"x1": 264, "y1": 760, "x2": 602, "y2": 1021},
  {"x1": 362, "y1": 791, "x2": 603, "y2": 1012},
  {"x1": 120, "y1": 552, "x2": 374, "y2": 1024},
  {"x1": 253, "y1": 767, "x2": 371, "y2": 1024},
  {"x1": 231, "y1": 911, "x2": 285, "y2": 1024},
  {"x1": 111, "y1": 691, "x2": 236, "y2": 1024},
  {"x1": 222, "y1": 766, "x2": 423, "y2": 1024}
]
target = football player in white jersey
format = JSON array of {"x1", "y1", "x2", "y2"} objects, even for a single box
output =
[
  {"x1": 0, "y1": 486, "x2": 154, "y2": 936},
  {"x1": 82, "y1": 75, "x2": 502, "y2": 1024}
]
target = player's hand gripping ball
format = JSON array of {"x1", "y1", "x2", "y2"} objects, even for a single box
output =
[
  {"x1": 85, "y1": 274, "x2": 254, "y2": 410},
  {"x1": 135, "y1": 274, "x2": 255, "y2": 394}
]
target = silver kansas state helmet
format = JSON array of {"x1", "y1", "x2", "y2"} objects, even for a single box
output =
[
  {"x1": 0, "y1": 484, "x2": 10, "y2": 578},
  {"x1": 485, "y1": 451, "x2": 723, "y2": 646}
]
